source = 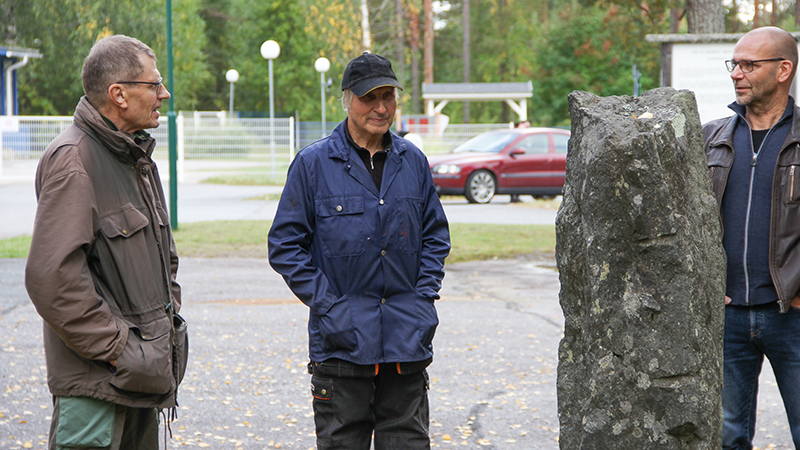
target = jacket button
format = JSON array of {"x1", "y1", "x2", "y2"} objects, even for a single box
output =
[
  {"x1": 379, "y1": 199, "x2": 385, "y2": 205},
  {"x1": 336, "y1": 205, "x2": 343, "y2": 212},
  {"x1": 122, "y1": 230, "x2": 128, "y2": 235},
  {"x1": 321, "y1": 389, "x2": 327, "y2": 395},
  {"x1": 381, "y1": 250, "x2": 387, "y2": 256},
  {"x1": 381, "y1": 298, "x2": 387, "y2": 304}
]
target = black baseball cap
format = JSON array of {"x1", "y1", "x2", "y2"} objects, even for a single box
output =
[{"x1": 341, "y1": 52, "x2": 403, "y2": 97}]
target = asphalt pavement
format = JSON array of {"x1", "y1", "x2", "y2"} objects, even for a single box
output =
[{"x1": 0, "y1": 179, "x2": 794, "y2": 449}]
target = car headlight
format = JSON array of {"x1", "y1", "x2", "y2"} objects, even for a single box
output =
[{"x1": 432, "y1": 164, "x2": 462, "y2": 175}]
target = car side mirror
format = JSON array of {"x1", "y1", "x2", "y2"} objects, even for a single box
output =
[{"x1": 509, "y1": 148, "x2": 525, "y2": 157}]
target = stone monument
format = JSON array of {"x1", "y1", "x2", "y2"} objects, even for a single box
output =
[{"x1": 556, "y1": 88, "x2": 725, "y2": 449}]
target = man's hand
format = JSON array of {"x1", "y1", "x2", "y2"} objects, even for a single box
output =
[
  {"x1": 725, "y1": 295, "x2": 732, "y2": 305},
  {"x1": 791, "y1": 296, "x2": 800, "y2": 309}
]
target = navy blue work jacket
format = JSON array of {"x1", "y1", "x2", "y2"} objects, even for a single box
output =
[{"x1": 268, "y1": 120, "x2": 451, "y2": 365}]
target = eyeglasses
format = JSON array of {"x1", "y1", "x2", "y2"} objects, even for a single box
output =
[
  {"x1": 115, "y1": 77, "x2": 164, "y2": 92},
  {"x1": 725, "y1": 58, "x2": 785, "y2": 73}
]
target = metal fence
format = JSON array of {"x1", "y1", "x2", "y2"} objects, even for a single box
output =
[{"x1": 0, "y1": 113, "x2": 511, "y2": 184}]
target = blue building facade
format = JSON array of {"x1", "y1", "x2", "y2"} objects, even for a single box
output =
[{"x1": 1, "y1": 47, "x2": 42, "y2": 116}]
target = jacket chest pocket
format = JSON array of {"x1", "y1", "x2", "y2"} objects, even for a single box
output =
[
  {"x1": 100, "y1": 204, "x2": 150, "y2": 240},
  {"x1": 778, "y1": 156, "x2": 800, "y2": 204},
  {"x1": 315, "y1": 196, "x2": 366, "y2": 258},
  {"x1": 392, "y1": 197, "x2": 424, "y2": 254},
  {"x1": 777, "y1": 145, "x2": 800, "y2": 204},
  {"x1": 706, "y1": 148, "x2": 732, "y2": 205},
  {"x1": 785, "y1": 164, "x2": 800, "y2": 204}
]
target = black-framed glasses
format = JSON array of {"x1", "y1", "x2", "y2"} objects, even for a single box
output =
[
  {"x1": 115, "y1": 76, "x2": 163, "y2": 92},
  {"x1": 725, "y1": 58, "x2": 785, "y2": 73}
]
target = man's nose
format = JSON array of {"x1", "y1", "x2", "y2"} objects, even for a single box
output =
[{"x1": 730, "y1": 65, "x2": 745, "y2": 79}]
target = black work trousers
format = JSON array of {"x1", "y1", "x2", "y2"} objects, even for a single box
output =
[{"x1": 310, "y1": 360, "x2": 431, "y2": 450}]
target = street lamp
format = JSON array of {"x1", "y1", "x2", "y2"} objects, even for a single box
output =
[
  {"x1": 261, "y1": 40, "x2": 280, "y2": 177},
  {"x1": 314, "y1": 57, "x2": 330, "y2": 138},
  {"x1": 225, "y1": 69, "x2": 239, "y2": 117}
]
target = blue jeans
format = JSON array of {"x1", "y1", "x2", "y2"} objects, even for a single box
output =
[{"x1": 723, "y1": 303, "x2": 800, "y2": 449}]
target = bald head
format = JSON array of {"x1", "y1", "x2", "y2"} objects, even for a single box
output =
[{"x1": 739, "y1": 27, "x2": 798, "y2": 80}]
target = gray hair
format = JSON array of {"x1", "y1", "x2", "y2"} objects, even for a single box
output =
[
  {"x1": 341, "y1": 88, "x2": 400, "y2": 112},
  {"x1": 81, "y1": 35, "x2": 156, "y2": 107}
]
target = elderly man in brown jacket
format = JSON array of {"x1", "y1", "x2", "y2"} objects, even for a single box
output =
[{"x1": 25, "y1": 35, "x2": 187, "y2": 450}]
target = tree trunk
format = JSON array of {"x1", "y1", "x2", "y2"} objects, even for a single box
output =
[
  {"x1": 772, "y1": 0, "x2": 778, "y2": 25},
  {"x1": 1, "y1": 0, "x2": 16, "y2": 43},
  {"x1": 361, "y1": 0, "x2": 371, "y2": 51},
  {"x1": 424, "y1": 0, "x2": 433, "y2": 91},
  {"x1": 462, "y1": 0, "x2": 470, "y2": 123},
  {"x1": 754, "y1": 0, "x2": 761, "y2": 28},
  {"x1": 394, "y1": 0, "x2": 405, "y2": 87},
  {"x1": 409, "y1": 6, "x2": 421, "y2": 114},
  {"x1": 670, "y1": 7, "x2": 681, "y2": 33},
  {"x1": 686, "y1": 0, "x2": 724, "y2": 33},
  {"x1": 797, "y1": 0, "x2": 800, "y2": 29}
]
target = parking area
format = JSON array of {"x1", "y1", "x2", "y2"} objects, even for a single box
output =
[{"x1": 0, "y1": 181, "x2": 794, "y2": 449}]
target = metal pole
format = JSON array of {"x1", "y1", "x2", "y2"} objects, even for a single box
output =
[
  {"x1": 320, "y1": 72, "x2": 326, "y2": 138},
  {"x1": 166, "y1": 0, "x2": 178, "y2": 230},
  {"x1": 229, "y1": 82, "x2": 234, "y2": 117},
  {"x1": 269, "y1": 58, "x2": 275, "y2": 178}
]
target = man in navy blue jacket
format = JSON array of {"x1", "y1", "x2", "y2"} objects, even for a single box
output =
[
  {"x1": 268, "y1": 52, "x2": 450, "y2": 450},
  {"x1": 704, "y1": 27, "x2": 800, "y2": 449}
]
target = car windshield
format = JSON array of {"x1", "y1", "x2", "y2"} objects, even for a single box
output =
[{"x1": 452, "y1": 131, "x2": 518, "y2": 154}]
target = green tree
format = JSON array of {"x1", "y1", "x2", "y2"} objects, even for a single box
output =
[
  {"x1": 431, "y1": 0, "x2": 543, "y2": 124},
  {"x1": 6, "y1": 0, "x2": 212, "y2": 115},
  {"x1": 224, "y1": 0, "x2": 361, "y2": 121},
  {"x1": 532, "y1": 3, "x2": 661, "y2": 126}
]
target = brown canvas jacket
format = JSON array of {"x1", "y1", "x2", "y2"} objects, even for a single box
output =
[{"x1": 25, "y1": 96, "x2": 183, "y2": 408}]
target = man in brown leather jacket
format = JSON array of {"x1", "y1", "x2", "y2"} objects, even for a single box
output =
[
  {"x1": 25, "y1": 35, "x2": 187, "y2": 449},
  {"x1": 703, "y1": 27, "x2": 800, "y2": 449}
]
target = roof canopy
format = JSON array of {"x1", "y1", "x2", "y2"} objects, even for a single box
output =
[
  {"x1": 422, "y1": 82, "x2": 533, "y2": 121},
  {"x1": 0, "y1": 46, "x2": 43, "y2": 59}
]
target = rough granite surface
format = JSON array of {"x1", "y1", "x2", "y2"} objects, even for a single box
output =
[{"x1": 556, "y1": 88, "x2": 726, "y2": 449}]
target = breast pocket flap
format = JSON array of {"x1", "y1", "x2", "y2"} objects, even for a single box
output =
[
  {"x1": 100, "y1": 205, "x2": 150, "y2": 239},
  {"x1": 316, "y1": 196, "x2": 365, "y2": 217}
]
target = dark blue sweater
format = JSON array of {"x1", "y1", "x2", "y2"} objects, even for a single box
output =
[{"x1": 722, "y1": 99, "x2": 794, "y2": 306}]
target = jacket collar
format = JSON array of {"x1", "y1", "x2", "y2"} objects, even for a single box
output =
[
  {"x1": 72, "y1": 96, "x2": 156, "y2": 164},
  {"x1": 710, "y1": 96, "x2": 798, "y2": 148},
  {"x1": 327, "y1": 119, "x2": 406, "y2": 162},
  {"x1": 727, "y1": 95, "x2": 795, "y2": 125}
]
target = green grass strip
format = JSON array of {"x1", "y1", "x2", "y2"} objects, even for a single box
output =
[{"x1": 0, "y1": 221, "x2": 555, "y2": 263}]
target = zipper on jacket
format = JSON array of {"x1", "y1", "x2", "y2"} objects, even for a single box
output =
[
  {"x1": 742, "y1": 124, "x2": 777, "y2": 306},
  {"x1": 791, "y1": 165, "x2": 796, "y2": 201},
  {"x1": 742, "y1": 152, "x2": 758, "y2": 305}
]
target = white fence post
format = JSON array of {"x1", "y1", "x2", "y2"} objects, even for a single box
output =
[
  {"x1": 177, "y1": 111, "x2": 185, "y2": 183},
  {"x1": 0, "y1": 126, "x2": 4, "y2": 179},
  {"x1": 289, "y1": 116, "x2": 295, "y2": 161}
]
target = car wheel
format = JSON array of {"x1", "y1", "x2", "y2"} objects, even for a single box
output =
[{"x1": 465, "y1": 170, "x2": 496, "y2": 204}]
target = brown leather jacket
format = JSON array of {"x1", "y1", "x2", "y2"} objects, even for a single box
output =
[
  {"x1": 25, "y1": 97, "x2": 185, "y2": 408},
  {"x1": 704, "y1": 102, "x2": 800, "y2": 313}
]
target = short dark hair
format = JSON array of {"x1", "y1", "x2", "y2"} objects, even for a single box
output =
[{"x1": 81, "y1": 35, "x2": 156, "y2": 107}]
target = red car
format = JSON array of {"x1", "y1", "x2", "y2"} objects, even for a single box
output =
[{"x1": 428, "y1": 127, "x2": 570, "y2": 203}]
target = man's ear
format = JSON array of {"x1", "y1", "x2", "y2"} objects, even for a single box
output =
[
  {"x1": 108, "y1": 84, "x2": 128, "y2": 109},
  {"x1": 778, "y1": 60, "x2": 794, "y2": 84}
]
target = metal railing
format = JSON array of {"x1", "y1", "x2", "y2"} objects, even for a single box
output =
[{"x1": 0, "y1": 114, "x2": 511, "y2": 184}]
